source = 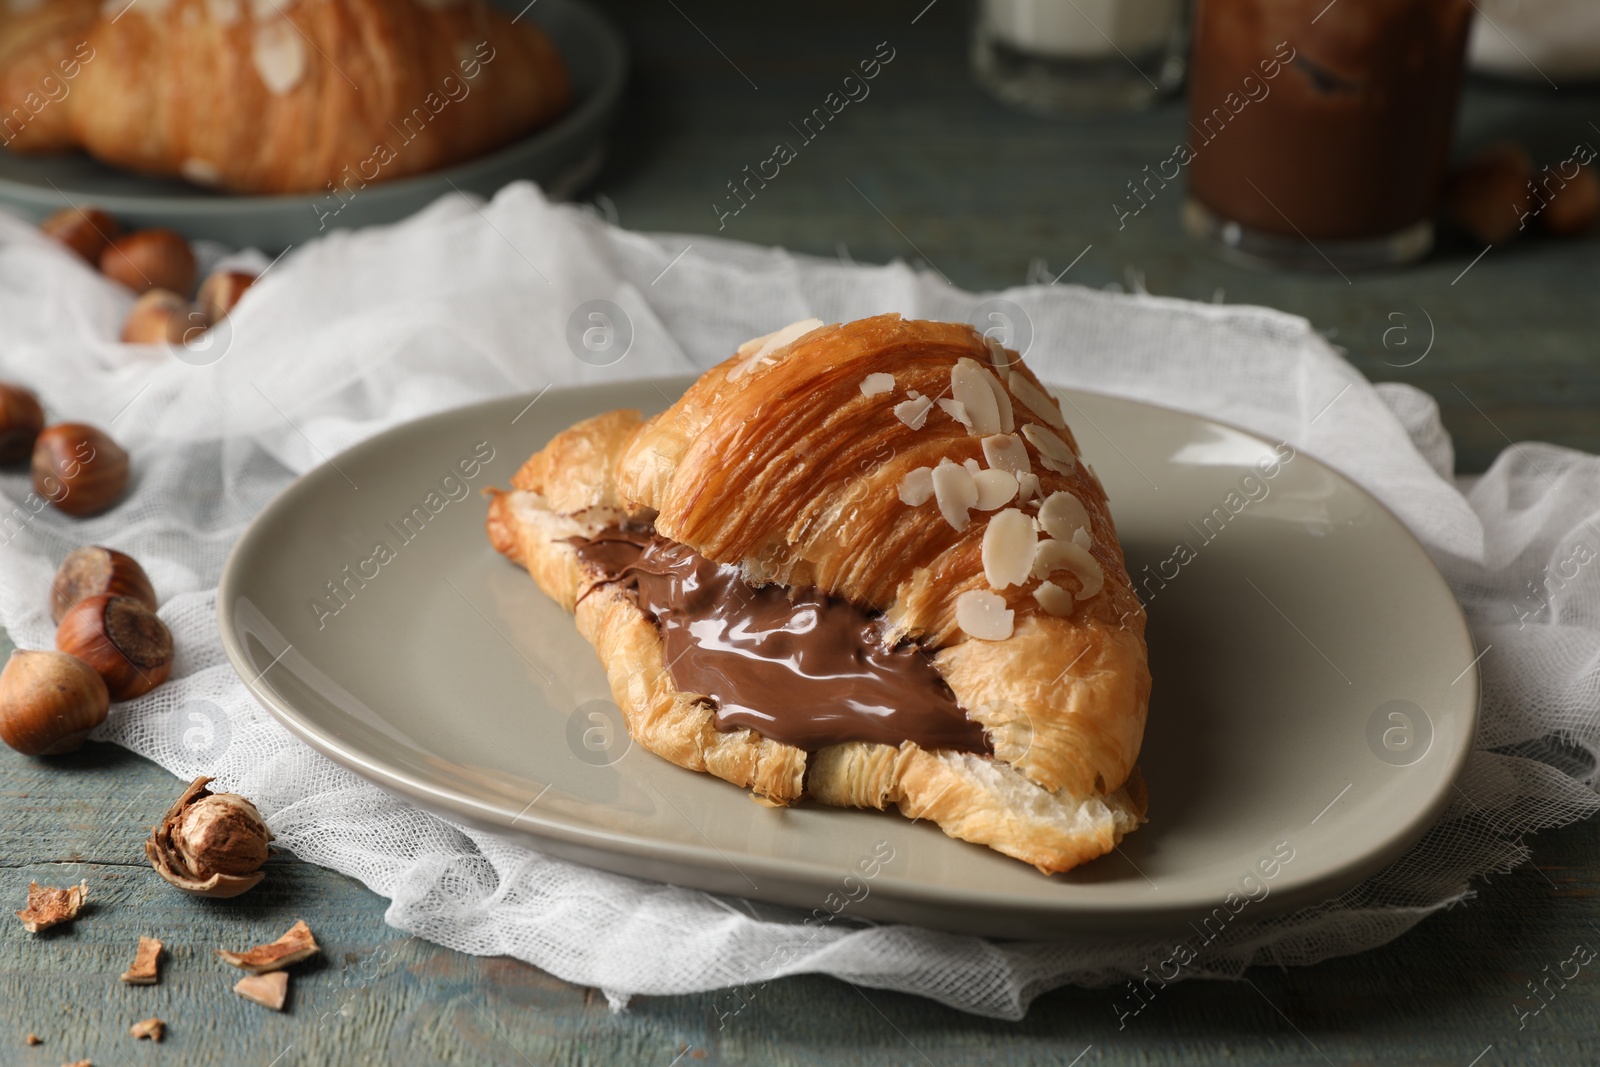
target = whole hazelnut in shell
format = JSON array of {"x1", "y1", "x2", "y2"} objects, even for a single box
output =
[
  {"x1": 100, "y1": 228, "x2": 197, "y2": 295},
  {"x1": 0, "y1": 383, "x2": 44, "y2": 463},
  {"x1": 32, "y1": 423, "x2": 130, "y2": 517},
  {"x1": 51, "y1": 546, "x2": 158, "y2": 624},
  {"x1": 0, "y1": 649, "x2": 109, "y2": 756},
  {"x1": 56, "y1": 593, "x2": 173, "y2": 701},
  {"x1": 41, "y1": 206, "x2": 121, "y2": 264}
]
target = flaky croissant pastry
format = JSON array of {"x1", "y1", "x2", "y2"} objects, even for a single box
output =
[
  {"x1": 0, "y1": 0, "x2": 568, "y2": 194},
  {"x1": 487, "y1": 315, "x2": 1151, "y2": 874}
]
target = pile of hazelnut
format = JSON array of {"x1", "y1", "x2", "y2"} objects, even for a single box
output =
[
  {"x1": 0, "y1": 548, "x2": 282, "y2": 904},
  {"x1": 0, "y1": 546, "x2": 172, "y2": 755},
  {"x1": 39, "y1": 206, "x2": 258, "y2": 345}
]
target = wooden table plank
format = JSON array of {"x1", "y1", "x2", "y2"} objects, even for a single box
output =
[{"x1": 4, "y1": 740, "x2": 1599, "y2": 1064}]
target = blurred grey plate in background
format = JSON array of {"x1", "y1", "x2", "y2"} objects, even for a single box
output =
[
  {"x1": 218, "y1": 380, "x2": 1479, "y2": 939},
  {"x1": 0, "y1": 0, "x2": 625, "y2": 249}
]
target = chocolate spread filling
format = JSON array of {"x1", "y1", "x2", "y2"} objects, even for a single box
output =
[{"x1": 570, "y1": 528, "x2": 990, "y2": 754}]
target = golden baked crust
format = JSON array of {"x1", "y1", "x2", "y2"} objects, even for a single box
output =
[
  {"x1": 0, "y1": 0, "x2": 568, "y2": 194},
  {"x1": 486, "y1": 315, "x2": 1151, "y2": 874}
]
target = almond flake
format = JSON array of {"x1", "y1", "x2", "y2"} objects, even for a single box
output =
[
  {"x1": 1032, "y1": 539, "x2": 1104, "y2": 600},
  {"x1": 951, "y1": 357, "x2": 1002, "y2": 435},
  {"x1": 963, "y1": 457, "x2": 982, "y2": 475},
  {"x1": 938, "y1": 398, "x2": 972, "y2": 430},
  {"x1": 218, "y1": 920, "x2": 319, "y2": 974},
  {"x1": 234, "y1": 970, "x2": 289, "y2": 1011},
  {"x1": 1034, "y1": 580, "x2": 1076, "y2": 617},
  {"x1": 982, "y1": 508, "x2": 1035, "y2": 588},
  {"x1": 1072, "y1": 527, "x2": 1093, "y2": 550},
  {"x1": 985, "y1": 365, "x2": 1015, "y2": 432},
  {"x1": 1016, "y1": 472, "x2": 1043, "y2": 505},
  {"x1": 984, "y1": 335, "x2": 1017, "y2": 372},
  {"x1": 15, "y1": 881, "x2": 86, "y2": 933},
  {"x1": 1021, "y1": 424, "x2": 1077, "y2": 475},
  {"x1": 972, "y1": 468, "x2": 1017, "y2": 510},
  {"x1": 252, "y1": 21, "x2": 306, "y2": 95},
  {"x1": 898, "y1": 467, "x2": 934, "y2": 506},
  {"x1": 893, "y1": 396, "x2": 934, "y2": 430},
  {"x1": 756, "y1": 317, "x2": 822, "y2": 356},
  {"x1": 120, "y1": 935, "x2": 163, "y2": 985},
  {"x1": 931, "y1": 460, "x2": 977, "y2": 532},
  {"x1": 1038, "y1": 490, "x2": 1092, "y2": 541},
  {"x1": 859, "y1": 372, "x2": 895, "y2": 396},
  {"x1": 1009, "y1": 372, "x2": 1067, "y2": 429},
  {"x1": 980, "y1": 433, "x2": 1030, "y2": 476},
  {"x1": 730, "y1": 317, "x2": 824, "y2": 379},
  {"x1": 955, "y1": 589, "x2": 1014, "y2": 641}
]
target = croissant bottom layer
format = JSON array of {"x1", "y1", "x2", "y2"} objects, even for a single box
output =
[{"x1": 486, "y1": 486, "x2": 1146, "y2": 874}]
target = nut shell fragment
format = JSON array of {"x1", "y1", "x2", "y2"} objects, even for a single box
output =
[
  {"x1": 120, "y1": 935, "x2": 163, "y2": 985},
  {"x1": 15, "y1": 880, "x2": 87, "y2": 932},
  {"x1": 145, "y1": 776, "x2": 273, "y2": 898},
  {"x1": 218, "y1": 920, "x2": 320, "y2": 974},
  {"x1": 233, "y1": 970, "x2": 289, "y2": 1011},
  {"x1": 130, "y1": 1017, "x2": 165, "y2": 1041}
]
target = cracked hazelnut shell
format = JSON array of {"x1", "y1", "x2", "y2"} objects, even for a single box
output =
[
  {"x1": 55, "y1": 593, "x2": 173, "y2": 701},
  {"x1": 146, "y1": 776, "x2": 274, "y2": 898}
]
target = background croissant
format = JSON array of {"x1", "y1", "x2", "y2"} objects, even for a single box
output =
[{"x1": 0, "y1": 0, "x2": 569, "y2": 194}]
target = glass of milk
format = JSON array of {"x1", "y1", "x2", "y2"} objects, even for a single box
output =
[{"x1": 973, "y1": 0, "x2": 1189, "y2": 114}]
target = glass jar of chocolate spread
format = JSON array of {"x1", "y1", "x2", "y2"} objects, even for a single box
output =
[{"x1": 1183, "y1": 0, "x2": 1475, "y2": 271}]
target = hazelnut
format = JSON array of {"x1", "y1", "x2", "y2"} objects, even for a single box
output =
[
  {"x1": 121, "y1": 289, "x2": 202, "y2": 345},
  {"x1": 1443, "y1": 142, "x2": 1534, "y2": 246},
  {"x1": 0, "y1": 649, "x2": 109, "y2": 755},
  {"x1": 99, "y1": 229, "x2": 197, "y2": 295},
  {"x1": 0, "y1": 382, "x2": 44, "y2": 463},
  {"x1": 56, "y1": 594, "x2": 173, "y2": 701},
  {"x1": 40, "y1": 206, "x2": 121, "y2": 264},
  {"x1": 1542, "y1": 164, "x2": 1600, "y2": 237},
  {"x1": 146, "y1": 776, "x2": 274, "y2": 898},
  {"x1": 32, "y1": 423, "x2": 130, "y2": 516},
  {"x1": 51, "y1": 545, "x2": 157, "y2": 623},
  {"x1": 198, "y1": 270, "x2": 257, "y2": 324}
]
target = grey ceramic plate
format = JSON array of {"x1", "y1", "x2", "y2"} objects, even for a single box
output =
[
  {"x1": 0, "y1": 0, "x2": 625, "y2": 248},
  {"x1": 218, "y1": 380, "x2": 1478, "y2": 939}
]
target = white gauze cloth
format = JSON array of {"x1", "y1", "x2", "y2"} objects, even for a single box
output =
[{"x1": 0, "y1": 183, "x2": 1594, "y2": 1020}]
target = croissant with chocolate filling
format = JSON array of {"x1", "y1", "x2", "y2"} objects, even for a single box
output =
[
  {"x1": 0, "y1": 0, "x2": 568, "y2": 194},
  {"x1": 486, "y1": 314, "x2": 1151, "y2": 874}
]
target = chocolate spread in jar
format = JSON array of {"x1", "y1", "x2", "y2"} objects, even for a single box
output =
[
  {"x1": 1187, "y1": 0, "x2": 1474, "y2": 240},
  {"x1": 570, "y1": 529, "x2": 990, "y2": 754}
]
